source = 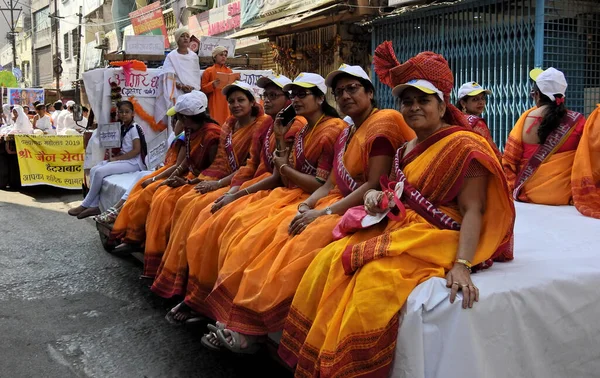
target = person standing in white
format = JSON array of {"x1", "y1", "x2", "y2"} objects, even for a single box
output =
[
  {"x1": 68, "y1": 100, "x2": 145, "y2": 219},
  {"x1": 55, "y1": 100, "x2": 75, "y2": 134},
  {"x1": 51, "y1": 101, "x2": 63, "y2": 127}
]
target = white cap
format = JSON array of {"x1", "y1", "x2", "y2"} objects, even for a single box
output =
[
  {"x1": 221, "y1": 80, "x2": 254, "y2": 96},
  {"x1": 530, "y1": 67, "x2": 567, "y2": 101},
  {"x1": 257, "y1": 74, "x2": 292, "y2": 89},
  {"x1": 282, "y1": 73, "x2": 327, "y2": 95},
  {"x1": 166, "y1": 90, "x2": 208, "y2": 116},
  {"x1": 392, "y1": 79, "x2": 444, "y2": 101},
  {"x1": 325, "y1": 64, "x2": 371, "y2": 87},
  {"x1": 458, "y1": 81, "x2": 492, "y2": 99},
  {"x1": 66, "y1": 100, "x2": 76, "y2": 107}
]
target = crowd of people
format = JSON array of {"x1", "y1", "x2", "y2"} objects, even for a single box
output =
[
  {"x1": 61, "y1": 28, "x2": 599, "y2": 378},
  {"x1": 0, "y1": 99, "x2": 89, "y2": 136}
]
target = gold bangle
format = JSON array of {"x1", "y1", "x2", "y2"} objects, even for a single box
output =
[
  {"x1": 297, "y1": 202, "x2": 310, "y2": 211},
  {"x1": 279, "y1": 163, "x2": 290, "y2": 172},
  {"x1": 455, "y1": 258, "x2": 473, "y2": 272},
  {"x1": 244, "y1": 188, "x2": 250, "y2": 195},
  {"x1": 363, "y1": 189, "x2": 376, "y2": 201}
]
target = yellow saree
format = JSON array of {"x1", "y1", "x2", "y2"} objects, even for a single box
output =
[{"x1": 278, "y1": 128, "x2": 515, "y2": 378}]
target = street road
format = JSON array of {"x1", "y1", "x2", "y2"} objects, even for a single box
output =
[{"x1": 0, "y1": 186, "x2": 292, "y2": 378}]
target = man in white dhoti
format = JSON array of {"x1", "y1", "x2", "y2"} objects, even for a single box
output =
[{"x1": 154, "y1": 27, "x2": 201, "y2": 131}]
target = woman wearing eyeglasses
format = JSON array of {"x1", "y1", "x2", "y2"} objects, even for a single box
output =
[
  {"x1": 174, "y1": 73, "x2": 346, "y2": 351},
  {"x1": 150, "y1": 75, "x2": 304, "y2": 306},
  {"x1": 193, "y1": 65, "x2": 414, "y2": 354},
  {"x1": 456, "y1": 81, "x2": 502, "y2": 161}
]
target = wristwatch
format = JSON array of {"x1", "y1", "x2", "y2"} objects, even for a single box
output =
[{"x1": 324, "y1": 207, "x2": 333, "y2": 215}]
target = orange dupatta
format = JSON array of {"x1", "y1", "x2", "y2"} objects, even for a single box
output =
[
  {"x1": 572, "y1": 104, "x2": 600, "y2": 218},
  {"x1": 279, "y1": 129, "x2": 515, "y2": 378}
]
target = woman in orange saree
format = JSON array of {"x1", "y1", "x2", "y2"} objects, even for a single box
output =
[
  {"x1": 150, "y1": 75, "x2": 302, "y2": 305},
  {"x1": 278, "y1": 48, "x2": 515, "y2": 378},
  {"x1": 572, "y1": 104, "x2": 600, "y2": 219},
  {"x1": 181, "y1": 73, "x2": 347, "y2": 348},
  {"x1": 456, "y1": 81, "x2": 502, "y2": 161},
  {"x1": 143, "y1": 82, "x2": 269, "y2": 278},
  {"x1": 503, "y1": 67, "x2": 586, "y2": 206},
  {"x1": 202, "y1": 65, "x2": 415, "y2": 353},
  {"x1": 110, "y1": 91, "x2": 220, "y2": 249}
]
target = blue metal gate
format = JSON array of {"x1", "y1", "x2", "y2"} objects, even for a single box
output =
[{"x1": 372, "y1": 0, "x2": 600, "y2": 150}]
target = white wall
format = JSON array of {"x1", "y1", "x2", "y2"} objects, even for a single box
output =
[{"x1": 58, "y1": 0, "x2": 85, "y2": 90}]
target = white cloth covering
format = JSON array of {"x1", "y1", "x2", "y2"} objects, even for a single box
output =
[
  {"x1": 7, "y1": 105, "x2": 32, "y2": 134},
  {"x1": 55, "y1": 109, "x2": 71, "y2": 134},
  {"x1": 390, "y1": 201, "x2": 600, "y2": 378},
  {"x1": 82, "y1": 161, "x2": 142, "y2": 208},
  {"x1": 99, "y1": 170, "x2": 152, "y2": 212},
  {"x1": 62, "y1": 113, "x2": 86, "y2": 133},
  {"x1": 154, "y1": 48, "x2": 201, "y2": 123}
]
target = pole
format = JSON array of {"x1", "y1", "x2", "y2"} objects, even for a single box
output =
[
  {"x1": 54, "y1": 0, "x2": 60, "y2": 97},
  {"x1": 9, "y1": 0, "x2": 16, "y2": 69},
  {"x1": 75, "y1": 6, "x2": 82, "y2": 102}
]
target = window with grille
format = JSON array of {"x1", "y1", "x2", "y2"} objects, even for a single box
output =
[
  {"x1": 72, "y1": 29, "x2": 79, "y2": 57},
  {"x1": 64, "y1": 33, "x2": 70, "y2": 60}
]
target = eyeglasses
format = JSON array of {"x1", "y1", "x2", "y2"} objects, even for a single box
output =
[
  {"x1": 333, "y1": 83, "x2": 363, "y2": 98},
  {"x1": 290, "y1": 91, "x2": 313, "y2": 100},
  {"x1": 260, "y1": 92, "x2": 284, "y2": 101}
]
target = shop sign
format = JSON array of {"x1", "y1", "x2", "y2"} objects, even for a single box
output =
[
  {"x1": 241, "y1": 0, "x2": 335, "y2": 27},
  {"x1": 129, "y1": 2, "x2": 169, "y2": 49},
  {"x1": 188, "y1": 1, "x2": 241, "y2": 37}
]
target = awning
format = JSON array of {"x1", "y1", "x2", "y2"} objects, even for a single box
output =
[{"x1": 227, "y1": 4, "x2": 341, "y2": 39}]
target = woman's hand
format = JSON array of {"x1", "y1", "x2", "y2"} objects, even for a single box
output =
[
  {"x1": 141, "y1": 178, "x2": 154, "y2": 188},
  {"x1": 211, "y1": 193, "x2": 235, "y2": 213},
  {"x1": 273, "y1": 150, "x2": 290, "y2": 173},
  {"x1": 445, "y1": 264, "x2": 479, "y2": 309},
  {"x1": 288, "y1": 209, "x2": 324, "y2": 236},
  {"x1": 273, "y1": 114, "x2": 292, "y2": 140},
  {"x1": 195, "y1": 180, "x2": 220, "y2": 194},
  {"x1": 167, "y1": 176, "x2": 187, "y2": 188},
  {"x1": 364, "y1": 190, "x2": 389, "y2": 215}
]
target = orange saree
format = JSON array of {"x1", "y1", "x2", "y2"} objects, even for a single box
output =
[
  {"x1": 279, "y1": 128, "x2": 515, "y2": 378},
  {"x1": 110, "y1": 126, "x2": 220, "y2": 244},
  {"x1": 503, "y1": 108, "x2": 586, "y2": 205},
  {"x1": 572, "y1": 104, "x2": 600, "y2": 219},
  {"x1": 142, "y1": 114, "x2": 268, "y2": 277},
  {"x1": 202, "y1": 110, "x2": 415, "y2": 334},
  {"x1": 149, "y1": 116, "x2": 303, "y2": 298},
  {"x1": 183, "y1": 116, "x2": 347, "y2": 316}
]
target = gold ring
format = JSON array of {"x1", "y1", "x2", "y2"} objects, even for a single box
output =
[
  {"x1": 462, "y1": 284, "x2": 468, "y2": 288},
  {"x1": 452, "y1": 282, "x2": 459, "y2": 286}
]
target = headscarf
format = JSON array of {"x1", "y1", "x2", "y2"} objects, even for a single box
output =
[
  {"x1": 373, "y1": 41, "x2": 468, "y2": 128},
  {"x1": 2, "y1": 104, "x2": 12, "y2": 126},
  {"x1": 212, "y1": 46, "x2": 227, "y2": 58},
  {"x1": 10, "y1": 105, "x2": 33, "y2": 134},
  {"x1": 174, "y1": 27, "x2": 190, "y2": 43}
]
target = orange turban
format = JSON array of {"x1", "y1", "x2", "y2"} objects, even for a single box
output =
[{"x1": 374, "y1": 41, "x2": 467, "y2": 128}]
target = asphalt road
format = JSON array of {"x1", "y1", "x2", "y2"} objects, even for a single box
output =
[{"x1": 0, "y1": 186, "x2": 293, "y2": 378}]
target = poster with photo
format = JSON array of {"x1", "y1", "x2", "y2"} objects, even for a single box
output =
[{"x1": 8, "y1": 88, "x2": 45, "y2": 108}]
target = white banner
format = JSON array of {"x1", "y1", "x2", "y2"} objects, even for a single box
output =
[
  {"x1": 198, "y1": 36, "x2": 237, "y2": 58},
  {"x1": 124, "y1": 35, "x2": 165, "y2": 55},
  {"x1": 103, "y1": 69, "x2": 160, "y2": 98}
]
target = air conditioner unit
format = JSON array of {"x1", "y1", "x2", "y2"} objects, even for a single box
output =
[{"x1": 186, "y1": 0, "x2": 209, "y2": 10}]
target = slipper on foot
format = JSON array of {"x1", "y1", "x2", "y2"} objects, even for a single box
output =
[{"x1": 216, "y1": 329, "x2": 261, "y2": 355}]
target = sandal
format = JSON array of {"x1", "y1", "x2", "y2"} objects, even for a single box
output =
[
  {"x1": 77, "y1": 207, "x2": 101, "y2": 219},
  {"x1": 201, "y1": 332, "x2": 222, "y2": 351},
  {"x1": 165, "y1": 302, "x2": 205, "y2": 325},
  {"x1": 94, "y1": 206, "x2": 120, "y2": 224},
  {"x1": 216, "y1": 329, "x2": 261, "y2": 355}
]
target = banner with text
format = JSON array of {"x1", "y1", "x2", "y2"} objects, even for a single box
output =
[
  {"x1": 129, "y1": 2, "x2": 169, "y2": 49},
  {"x1": 14, "y1": 135, "x2": 85, "y2": 189},
  {"x1": 104, "y1": 68, "x2": 160, "y2": 98}
]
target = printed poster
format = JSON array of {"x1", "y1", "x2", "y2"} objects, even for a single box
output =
[
  {"x1": 8, "y1": 88, "x2": 45, "y2": 108},
  {"x1": 14, "y1": 135, "x2": 85, "y2": 189}
]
